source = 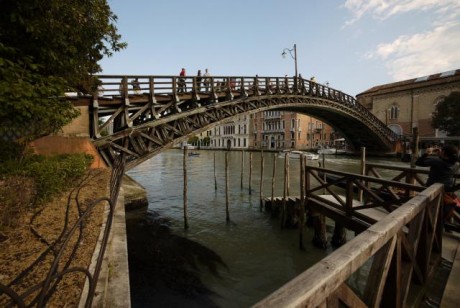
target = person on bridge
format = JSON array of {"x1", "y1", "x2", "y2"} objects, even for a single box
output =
[
  {"x1": 203, "y1": 68, "x2": 211, "y2": 92},
  {"x1": 178, "y1": 68, "x2": 186, "y2": 93},
  {"x1": 415, "y1": 144, "x2": 459, "y2": 223},
  {"x1": 196, "y1": 69, "x2": 202, "y2": 91},
  {"x1": 131, "y1": 78, "x2": 141, "y2": 94}
]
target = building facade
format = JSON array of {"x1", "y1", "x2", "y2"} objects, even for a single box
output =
[
  {"x1": 208, "y1": 114, "x2": 250, "y2": 149},
  {"x1": 250, "y1": 111, "x2": 337, "y2": 150},
  {"x1": 357, "y1": 69, "x2": 460, "y2": 146}
]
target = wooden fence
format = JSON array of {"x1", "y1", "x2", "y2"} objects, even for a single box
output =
[{"x1": 254, "y1": 163, "x2": 444, "y2": 307}]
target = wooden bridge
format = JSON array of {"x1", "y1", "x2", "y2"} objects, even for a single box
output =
[
  {"x1": 256, "y1": 160, "x2": 459, "y2": 307},
  {"x1": 69, "y1": 75, "x2": 401, "y2": 170}
]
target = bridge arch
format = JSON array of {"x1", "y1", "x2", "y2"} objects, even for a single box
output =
[{"x1": 76, "y1": 75, "x2": 399, "y2": 169}]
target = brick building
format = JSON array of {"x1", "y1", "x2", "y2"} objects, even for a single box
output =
[
  {"x1": 357, "y1": 69, "x2": 460, "y2": 147},
  {"x1": 250, "y1": 111, "x2": 337, "y2": 150}
]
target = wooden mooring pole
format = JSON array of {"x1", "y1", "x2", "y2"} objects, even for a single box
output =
[
  {"x1": 410, "y1": 127, "x2": 419, "y2": 169},
  {"x1": 271, "y1": 153, "x2": 276, "y2": 206},
  {"x1": 287, "y1": 152, "x2": 290, "y2": 196},
  {"x1": 183, "y1": 147, "x2": 189, "y2": 229},
  {"x1": 281, "y1": 152, "x2": 289, "y2": 228},
  {"x1": 358, "y1": 147, "x2": 366, "y2": 202},
  {"x1": 240, "y1": 150, "x2": 244, "y2": 189},
  {"x1": 214, "y1": 151, "x2": 217, "y2": 191},
  {"x1": 259, "y1": 149, "x2": 264, "y2": 211},
  {"x1": 299, "y1": 154, "x2": 306, "y2": 250},
  {"x1": 249, "y1": 152, "x2": 253, "y2": 195},
  {"x1": 225, "y1": 151, "x2": 230, "y2": 222}
]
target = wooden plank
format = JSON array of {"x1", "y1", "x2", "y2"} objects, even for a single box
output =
[
  {"x1": 334, "y1": 283, "x2": 367, "y2": 308},
  {"x1": 317, "y1": 194, "x2": 389, "y2": 224}
]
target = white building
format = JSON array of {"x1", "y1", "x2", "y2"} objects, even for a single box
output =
[{"x1": 209, "y1": 114, "x2": 250, "y2": 149}]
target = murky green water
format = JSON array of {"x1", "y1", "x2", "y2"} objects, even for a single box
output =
[{"x1": 126, "y1": 149, "x2": 407, "y2": 307}]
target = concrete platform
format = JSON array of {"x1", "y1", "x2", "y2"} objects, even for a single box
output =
[{"x1": 441, "y1": 231, "x2": 460, "y2": 307}]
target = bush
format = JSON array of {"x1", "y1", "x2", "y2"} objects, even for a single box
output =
[{"x1": 0, "y1": 153, "x2": 93, "y2": 204}]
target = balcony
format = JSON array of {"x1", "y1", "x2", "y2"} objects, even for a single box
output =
[
  {"x1": 264, "y1": 112, "x2": 282, "y2": 120},
  {"x1": 262, "y1": 129, "x2": 284, "y2": 133}
]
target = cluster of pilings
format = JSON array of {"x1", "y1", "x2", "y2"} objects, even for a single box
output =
[{"x1": 181, "y1": 147, "x2": 359, "y2": 250}]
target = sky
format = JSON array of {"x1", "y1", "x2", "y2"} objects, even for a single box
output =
[{"x1": 100, "y1": 0, "x2": 460, "y2": 96}]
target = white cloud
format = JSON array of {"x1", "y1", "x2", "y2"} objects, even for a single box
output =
[
  {"x1": 343, "y1": 0, "x2": 460, "y2": 81},
  {"x1": 344, "y1": 0, "x2": 460, "y2": 24},
  {"x1": 379, "y1": 22, "x2": 460, "y2": 80}
]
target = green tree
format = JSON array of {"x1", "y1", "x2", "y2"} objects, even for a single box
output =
[
  {"x1": 202, "y1": 136, "x2": 211, "y2": 146},
  {"x1": 0, "y1": 0, "x2": 126, "y2": 92},
  {"x1": 432, "y1": 92, "x2": 460, "y2": 136},
  {"x1": 0, "y1": 0, "x2": 126, "y2": 158},
  {"x1": 188, "y1": 136, "x2": 199, "y2": 145}
]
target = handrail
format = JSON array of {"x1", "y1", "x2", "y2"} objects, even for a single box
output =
[
  {"x1": 365, "y1": 162, "x2": 460, "y2": 191},
  {"x1": 254, "y1": 182, "x2": 444, "y2": 307}
]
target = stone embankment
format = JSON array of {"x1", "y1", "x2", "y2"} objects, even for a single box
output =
[
  {"x1": 80, "y1": 175, "x2": 148, "y2": 307},
  {"x1": 122, "y1": 175, "x2": 148, "y2": 210}
]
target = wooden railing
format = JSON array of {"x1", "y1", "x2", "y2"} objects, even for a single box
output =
[
  {"x1": 254, "y1": 165, "x2": 444, "y2": 307},
  {"x1": 307, "y1": 166, "x2": 426, "y2": 230},
  {"x1": 365, "y1": 162, "x2": 460, "y2": 192},
  {"x1": 90, "y1": 75, "x2": 398, "y2": 142}
]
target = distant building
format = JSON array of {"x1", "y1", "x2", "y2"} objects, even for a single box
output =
[
  {"x1": 250, "y1": 111, "x2": 338, "y2": 150},
  {"x1": 209, "y1": 114, "x2": 250, "y2": 149},
  {"x1": 357, "y1": 69, "x2": 460, "y2": 147}
]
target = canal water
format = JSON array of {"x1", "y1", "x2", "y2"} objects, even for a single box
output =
[{"x1": 126, "y1": 149, "x2": 407, "y2": 307}]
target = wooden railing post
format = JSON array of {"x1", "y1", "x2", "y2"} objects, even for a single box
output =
[
  {"x1": 299, "y1": 155, "x2": 306, "y2": 250},
  {"x1": 359, "y1": 147, "x2": 366, "y2": 202},
  {"x1": 240, "y1": 77, "x2": 248, "y2": 98},
  {"x1": 149, "y1": 77, "x2": 160, "y2": 119}
]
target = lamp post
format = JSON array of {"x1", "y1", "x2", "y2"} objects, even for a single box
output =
[{"x1": 281, "y1": 44, "x2": 298, "y2": 77}]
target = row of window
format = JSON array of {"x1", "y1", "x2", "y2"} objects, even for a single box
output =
[
  {"x1": 211, "y1": 138, "x2": 247, "y2": 148},
  {"x1": 254, "y1": 120, "x2": 324, "y2": 131},
  {"x1": 214, "y1": 124, "x2": 248, "y2": 135}
]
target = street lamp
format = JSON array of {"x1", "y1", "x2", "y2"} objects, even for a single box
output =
[{"x1": 281, "y1": 44, "x2": 298, "y2": 77}]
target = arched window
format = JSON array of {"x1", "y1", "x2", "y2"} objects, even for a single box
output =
[{"x1": 389, "y1": 104, "x2": 399, "y2": 120}]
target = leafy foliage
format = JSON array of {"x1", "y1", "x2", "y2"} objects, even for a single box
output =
[
  {"x1": 432, "y1": 92, "x2": 460, "y2": 136},
  {"x1": 0, "y1": 0, "x2": 126, "y2": 157},
  {"x1": 0, "y1": 0, "x2": 126, "y2": 92},
  {"x1": 188, "y1": 136, "x2": 199, "y2": 144},
  {"x1": 202, "y1": 136, "x2": 211, "y2": 146},
  {"x1": 0, "y1": 45, "x2": 80, "y2": 147},
  {"x1": 0, "y1": 153, "x2": 94, "y2": 204}
]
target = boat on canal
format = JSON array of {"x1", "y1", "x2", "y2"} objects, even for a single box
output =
[{"x1": 278, "y1": 150, "x2": 319, "y2": 160}]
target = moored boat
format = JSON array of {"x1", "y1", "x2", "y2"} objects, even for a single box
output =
[
  {"x1": 317, "y1": 148, "x2": 337, "y2": 155},
  {"x1": 278, "y1": 150, "x2": 319, "y2": 160}
]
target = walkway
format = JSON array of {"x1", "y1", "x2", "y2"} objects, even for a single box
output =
[{"x1": 441, "y1": 231, "x2": 460, "y2": 307}]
